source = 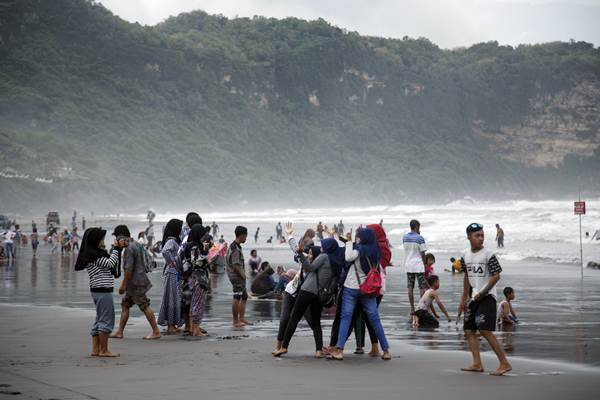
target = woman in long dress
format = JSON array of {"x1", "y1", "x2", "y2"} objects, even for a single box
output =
[{"x1": 157, "y1": 219, "x2": 184, "y2": 334}]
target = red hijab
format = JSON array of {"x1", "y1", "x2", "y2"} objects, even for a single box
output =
[{"x1": 367, "y1": 224, "x2": 391, "y2": 268}]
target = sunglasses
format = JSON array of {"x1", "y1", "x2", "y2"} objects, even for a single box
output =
[{"x1": 468, "y1": 223, "x2": 483, "y2": 230}]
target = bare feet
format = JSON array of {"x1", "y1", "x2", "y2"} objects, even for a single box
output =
[
  {"x1": 240, "y1": 319, "x2": 253, "y2": 326},
  {"x1": 98, "y1": 351, "x2": 120, "y2": 357},
  {"x1": 191, "y1": 328, "x2": 207, "y2": 337},
  {"x1": 109, "y1": 332, "x2": 124, "y2": 339},
  {"x1": 490, "y1": 363, "x2": 512, "y2": 376},
  {"x1": 461, "y1": 364, "x2": 484, "y2": 373},
  {"x1": 166, "y1": 327, "x2": 181, "y2": 335},
  {"x1": 315, "y1": 350, "x2": 325, "y2": 358},
  {"x1": 143, "y1": 333, "x2": 161, "y2": 340},
  {"x1": 381, "y1": 350, "x2": 391, "y2": 361},
  {"x1": 272, "y1": 348, "x2": 288, "y2": 357},
  {"x1": 233, "y1": 321, "x2": 245, "y2": 328},
  {"x1": 90, "y1": 353, "x2": 99, "y2": 357}
]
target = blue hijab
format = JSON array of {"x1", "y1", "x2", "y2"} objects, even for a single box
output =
[
  {"x1": 354, "y1": 227, "x2": 380, "y2": 274},
  {"x1": 321, "y1": 238, "x2": 346, "y2": 276}
]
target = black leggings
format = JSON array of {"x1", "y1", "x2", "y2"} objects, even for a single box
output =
[
  {"x1": 277, "y1": 292, "x2": 314, "y2": 342},
  {"x1": 281, "y1": 290, "x2": 322, "y2": 351}
]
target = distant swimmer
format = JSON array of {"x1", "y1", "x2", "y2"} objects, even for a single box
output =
[
  {"x1": 495, "y1": 224, "x2": 504, "y2": 248},
  {"x1": 254, "y1": 227, "x2": 260, "y2": 244}
]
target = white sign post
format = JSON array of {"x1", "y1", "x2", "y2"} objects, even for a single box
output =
[{"x1": 574, "y1": 200, "x2": 586, "y2": 280}]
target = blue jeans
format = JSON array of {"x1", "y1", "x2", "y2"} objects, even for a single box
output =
[
  {"x1": 337, "y1": 288, "x2": 389, "y2": 351},
  {"x1": 4, "y1": 242, "x2": 13, "y2": 258}
]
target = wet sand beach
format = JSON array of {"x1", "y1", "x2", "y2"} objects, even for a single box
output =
[{"x1": 1, "y1": 304, "x2": 599, "y2": 400}]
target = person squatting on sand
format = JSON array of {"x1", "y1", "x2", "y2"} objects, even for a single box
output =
[{"x1": 75, "y1": 227, "x2": 123, "y2": 357}]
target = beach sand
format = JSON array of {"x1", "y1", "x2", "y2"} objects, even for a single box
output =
[{"x1": 0, "y1": 304, "x2": 598, "y2": 400}]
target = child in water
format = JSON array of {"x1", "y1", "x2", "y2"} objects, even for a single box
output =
[
  {"x1": 497, "y1": 287, "x2": 518, "y2": 325},
  {"x1": 424, "y1": 253, "x2": 435, "y2": 280},
  {"x1": 412, "y1": 275, "x2": 451, "y2": 328}
]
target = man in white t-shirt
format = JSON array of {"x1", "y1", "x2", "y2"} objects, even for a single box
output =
[
  {"x1": 3, "y1": 229, "x2": 16, "y2": 259},
  {"x1": 459, "y1": 223, "x2": 512, "y2": 376},
  {"x1": 402, "y1": 219, "x2": 427, "y2": 314}
]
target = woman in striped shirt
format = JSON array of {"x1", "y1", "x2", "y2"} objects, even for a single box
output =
[{"x1": 75, "y1": 227, "x2": 124, "y2": 357}]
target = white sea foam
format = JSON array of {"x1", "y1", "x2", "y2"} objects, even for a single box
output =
[{"x1": 115, "y1": 198, "x2": 600, "y2": 265}]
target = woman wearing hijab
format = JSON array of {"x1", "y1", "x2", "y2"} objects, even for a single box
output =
[
  {"x1": 329, "y1": 227, "x2": 391, "y2": 361},
  {"x1": 181, "y1": 224, "x2": 212, "y2": 337},
  {"x1": 348, "y1": 224, "x2": 392, "y2": 356},
  {"x1": 272, "y1": 225, "x2": 319, "y2": 355},
  {"x1": 157, "y1": 219, "x2": 184, "y2": 334},
  {"x1": 273, "y1": 223, "x2": 333, "y2": 358},
  {"x1": 75, "y1": 227, "x2": 124, "y2": 357}
]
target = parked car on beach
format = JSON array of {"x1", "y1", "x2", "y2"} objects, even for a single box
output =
[
  {"x1": 0, "y1": 214, "x2": 10, "y2": 229},
  {"x1": 46, "y1": 212, "x2": 60, "y2": 230}
]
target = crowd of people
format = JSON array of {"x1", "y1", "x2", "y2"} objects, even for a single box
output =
[{"x1": 2, "y1": 210, "x2": 516, "y2": 375}]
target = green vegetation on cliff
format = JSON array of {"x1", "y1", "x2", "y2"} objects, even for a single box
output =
[{"x1": 1, "y1": 0, "x2": 599, "y2": 212}]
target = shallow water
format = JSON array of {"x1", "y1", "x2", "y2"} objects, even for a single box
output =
[{"x1": 2, "y1": 226, "x2": 600, "y2": 366}]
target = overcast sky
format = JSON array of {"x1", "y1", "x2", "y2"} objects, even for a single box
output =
[{"x1": 99, "y1": 0, "x2": 600, "y2": 49}]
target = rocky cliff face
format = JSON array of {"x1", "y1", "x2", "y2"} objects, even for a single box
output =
[{"x1": 472, "y1": 79, "x2": 600, "y2": 168}]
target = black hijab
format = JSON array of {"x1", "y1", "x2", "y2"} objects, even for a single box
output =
[
  {"x1": 163, "y1": 219, "x2": 183, "y2": 245},
  {"x1": 186, "y1": 212, "x2": 202, "y2": 228},
  {"x1": 75, "y1": 228, "x2": 108, "y2": 271},
  {"x1": 186, "y1": 224, "x2": 211, "y2": 257}
]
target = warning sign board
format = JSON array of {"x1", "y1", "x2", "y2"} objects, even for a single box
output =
[{"x1": 574, "y1": 201, "x2": 586, "y2": 215}]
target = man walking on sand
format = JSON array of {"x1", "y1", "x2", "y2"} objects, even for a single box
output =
[
  {"x1": 403, "y1": 219, "x2": 427, "y2": 315},
  {"x1": 227, "y1": 226, "x2": 252, "y2": 327},
  {"x1": 110, "y1": 225, "x2": 161, "y2": 340},
  {"x1": 460, "y1": 223, "x2": 512, "y2": 376}
]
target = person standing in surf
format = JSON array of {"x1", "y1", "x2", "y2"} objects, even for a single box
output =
[
  {"x1": 157, "y1": 219, "x2": 184, "y2": 334},
  {"x1": 495, "y1": 224, "x2": 504, "y2": 248},
  {"x1": 459, "y1": 223, "x2": 512, "y2": 376},
  {"x1": 403, "y1": 220, "x2": 427, "y2": 315},
  {"x1": 227, "y1": 226, "x2": 252, "y2": 327}
]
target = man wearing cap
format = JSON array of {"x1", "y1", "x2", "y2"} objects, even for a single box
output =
[
  {"x1": 459, "y1": 223, "x2": 512, "y2": 376},
  {"x1": 110, "y1": 225, "x2": 161, "y2": 340}
]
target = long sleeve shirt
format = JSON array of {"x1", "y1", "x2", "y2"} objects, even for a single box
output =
[
  {"x1": 87, "y1": 249, "x2": 120, "y2": 291},
  {"x1": 343, "y1": 243, "x2": 365, "y2": 290}
]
